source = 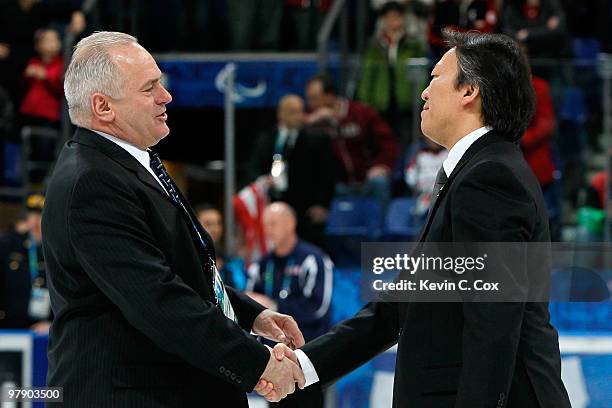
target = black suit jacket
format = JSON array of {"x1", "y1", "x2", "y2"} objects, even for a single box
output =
[
  {"x1": 245, "y1": 128, "x2": 336, "y2": 217},
  {"x1": 42, "y1": 128, "x2": 270, "y2": 407},
  {"x1": 301, "y1": 131, "x2": 571, "y2": 407}
]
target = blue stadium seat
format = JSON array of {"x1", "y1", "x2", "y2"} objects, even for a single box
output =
[
  {"x1": 325, "y1": 196, "x2": 383, "y2": 238},
  {"x1": 325, "y1": 197, "x2": 383, "y2": 267},
  {"x1": 572, "y1": 37, "x2": 601, "y2": 63},
  {"x1": 382, "y1": 197, "x2": 423, "y2": 240}
]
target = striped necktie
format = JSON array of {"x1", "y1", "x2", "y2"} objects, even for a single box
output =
[{"x1": 148, "y1": 150, "x2": 236, "y2": 321}]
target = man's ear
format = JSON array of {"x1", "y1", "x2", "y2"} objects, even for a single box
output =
[
  {"x1": 461, "y1": 83, "x2": 480, "y2": 106},
  {"x1": 91, "y1": 93, "x2": 115, "y2": 123}
]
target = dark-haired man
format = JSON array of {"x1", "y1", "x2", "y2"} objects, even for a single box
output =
[
  {"x1": 304, "y1": 74, "x2": 400, "y2": 210},
  {"x1": 258, "y1": 29, "x2": 571, "y2": 408}
]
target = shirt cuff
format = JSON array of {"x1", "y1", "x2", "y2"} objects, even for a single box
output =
[{"x1": 295, "y1": 349, "x2": 320, "y2": 387}]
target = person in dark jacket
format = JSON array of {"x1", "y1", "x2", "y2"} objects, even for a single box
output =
[{"x1": 246, "y1": 94, "x2": 336, "y2": 248}]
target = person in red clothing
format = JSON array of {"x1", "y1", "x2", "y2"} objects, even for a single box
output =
[
  {"x1": 521, "y1": 75, "x2": 556, "y2": 188},
  {"x1": 304, "y1": 74, "x2": 400, "y2": 209},
  {"x1": 19, "y1": 28, "x2": 63, "y2": 128},
  {"x1": 520, "y1": 75, "x2": 561, "y2": 239}
]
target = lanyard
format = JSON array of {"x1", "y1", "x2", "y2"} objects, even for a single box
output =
[
  {"x1": 264, "y1": 256, "x2": 295, "y2": 299},
  {"x1": 27, "y1": 235, "x2": 39, "y2": 282}
]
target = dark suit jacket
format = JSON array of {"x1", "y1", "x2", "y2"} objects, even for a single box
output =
[
  {"x1": 245, "y1": 128, "x2": 336, "y2": 218},
  {"x1": 42, "y1": 128, "x2": 270, "y2": 407},
  {"x1": 301, "y1": 131, "x2": 571, "y2": 408}
]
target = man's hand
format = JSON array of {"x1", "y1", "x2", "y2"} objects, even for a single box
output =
[
  {"x1": 257, "y1": 349, "x2": 305, "y2": 402},
  {"x1": 255, "y1": 343, "x2": 301, "y2": 400},
  {"x1": 252, "y1": 309, "x2": 305, "y2": 349}
]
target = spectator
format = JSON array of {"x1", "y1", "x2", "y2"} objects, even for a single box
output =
[
  {"x1": 246, "y1": 94, "x2": 336, "y2": 248},
  {"x1": 283, "y1": 0, "x2": 333, "y2": 50},
  {"x1": 358, "y1": 1, "x2": 426, "y2": 145},
  {"x1": 520, "y1": 75, "x2": 561, "y2": 239},
  {"x1": 19, "y1": 28, "x2": 63, "y2": 128},
  {"x1": 196, "y1": 204, "x2": 248, "y2": 291},
  {"x1": 0, "y1": 0, "x2": 80, "y2": 104},
  {"x1": 246, "y1": 202, "x2": 332, "y2": 408},
  {"x1": 305, "y1": 74, "x2": 400, "y2": 210},
  {"x1": 371, "y1": 0, "x2": 435, "y2": 47},
  {"x1": 429, "y1": 0, "x2": 498, "y2": 60},
  {"x1": 0, "y1": 192, "x2": 51, "y2": 334},
  {"x1": 520, "y1": 76, "x2": 557, "y2": 189},
  {"x1": 398, "y1": 135, "x2": 448, "y2": 216},
  {"x1": 227, "y1": 0, "x2": 282, "y2": 50},
  {"x1": 500, "y1": 0, "x2": 572, "y2": 59}
]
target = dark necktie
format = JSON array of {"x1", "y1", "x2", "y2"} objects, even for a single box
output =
[
  {"x1": 148, "y1": 150, "x2": 236, "y2": 320},
  {"x1": 432, "y1": 166, "x2": 448, "y2": 198}
]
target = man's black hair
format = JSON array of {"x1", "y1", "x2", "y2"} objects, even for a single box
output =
[
  {"x1": 306, "y1": 74, "x2": 337, "y2": 95},
  {"x1": 443, "y1": 28, "x2": 536, "y2": 142}
]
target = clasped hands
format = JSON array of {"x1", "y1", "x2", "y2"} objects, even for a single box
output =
[
  {"x1": 256, "y1": 344, "x2": 302, "y2": 402},
  {"x1": 251, "y1": 309, "x2": 305, "y2": 401}
]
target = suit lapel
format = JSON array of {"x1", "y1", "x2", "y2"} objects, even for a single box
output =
[
  {"x1": 417, "y1": 131, "x2": 507, "y2": 242},
  {"x1": 71, "y1": 128, "x2": 168, "y2": 198}
]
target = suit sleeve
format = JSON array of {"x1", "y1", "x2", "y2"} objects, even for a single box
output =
[
  {"x1": 300, "y1": 301, "x2": 399, "y2": 387},
  {"x1": 226, "y1": 286, "x2": 265, "y2": 332},
  {"x1": 450, "y1": 161, "x2": 537, "y2": 408},
  {"x1": 244, "y1": 131, "x2": 273, "y2": 185},
  {"x1": 68, "y1": 169, "x2": 269, "y2": 392}
]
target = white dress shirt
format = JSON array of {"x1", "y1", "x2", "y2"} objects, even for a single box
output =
[
  {"x1": 442, "y1": 126, "x2": 492, "y2": 177},
  {"x1": 295, "y1": 125, "x2": 493, "y2": 388},
  {"x1": 92, "y1": 130, "x2": 166, "y2": 193}
]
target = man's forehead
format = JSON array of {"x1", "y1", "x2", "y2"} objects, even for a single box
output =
[
  {"x1": 433, "y1": 48, "x2": 457, "y2": 72},
  {"x1": 110, "y1": 43, "x2": 155, "y2": 68}
]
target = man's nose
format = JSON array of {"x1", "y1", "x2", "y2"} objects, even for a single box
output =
[
  {"x1": 158, "y1": 85, "x2": 172, "y2": 104},
  {"x1": 421, "y1": 86, "x2": 429, "y2": 102}
]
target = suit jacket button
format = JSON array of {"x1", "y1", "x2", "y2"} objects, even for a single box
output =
[
  {"x1": 225, "y1": 371, "x2": 231, "y2": 377},
  {"x1": 236, "y1": 376, "x2": 243, "y2": 384},
  {"x1": 219, "y1": 366, "x2": 225, "y2": 374},
  {"x1": 231, "y1": 373, "x2": 236, "y2": 380}
]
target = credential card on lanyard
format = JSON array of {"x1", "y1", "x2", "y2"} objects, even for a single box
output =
[{"x1": 213, "y1": 264, "x2": 237, "y2": 323}]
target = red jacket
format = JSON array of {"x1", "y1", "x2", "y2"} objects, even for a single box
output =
[
  {"x1": 520, "y1": 76, "x2": 556, "y2": 187},
  {"x1": 308, "y1": 98, "x2": 400, "y2": 183},
  {"x1": 19, "y1": 55, "x2": 64, "y2": 122}
]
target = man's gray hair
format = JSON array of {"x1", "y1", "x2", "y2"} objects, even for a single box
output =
[{"x1": 64, "y1": 31, "x2": 138, "y2": 127}]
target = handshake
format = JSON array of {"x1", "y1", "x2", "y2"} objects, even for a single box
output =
[{"x1": 256, "y1": 343, "x2": 304, "y2": 402}]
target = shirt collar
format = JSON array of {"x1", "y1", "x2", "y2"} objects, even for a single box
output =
[
  {"x1": 442, "y1": 126, "x2": 492, "y2": 177},
  {"x1": 91, "y1": 130, "x2": 152, "y2": 170}
]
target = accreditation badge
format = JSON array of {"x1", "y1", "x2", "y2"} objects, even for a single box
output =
[
  {"x1": 213, "y1": 265, "x2": 237, "y2": 323},
  {"x1": 28, "y1": 287, "x2": 51, "y2": 320}
]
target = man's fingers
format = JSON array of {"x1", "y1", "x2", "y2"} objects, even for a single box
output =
[
  {"x1": 282, "y1": 316, "x2": 305, "y2": 348},
  {"x1": 254, "y1": 379, "x2": 274, "y2": 395},
  {"x1": 265, "y1": 390, "x2": 281, "y2": 403}
]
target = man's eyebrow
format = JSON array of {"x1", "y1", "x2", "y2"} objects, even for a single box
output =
[{"x1": 140, "y1": 77, "x2": 160, "y2": 89}]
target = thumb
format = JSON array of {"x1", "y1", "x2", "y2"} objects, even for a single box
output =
[{"x1": 273, "y1": 344, "x2": 287, "y2": 361}]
